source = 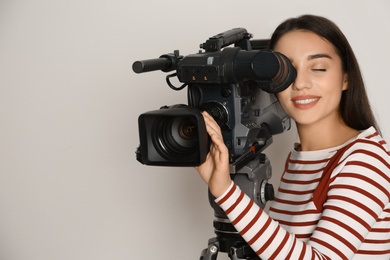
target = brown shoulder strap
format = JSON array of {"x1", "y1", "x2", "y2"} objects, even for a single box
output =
[{"x1": 312, "y1": 147, "x2": 347, "y2": 212}]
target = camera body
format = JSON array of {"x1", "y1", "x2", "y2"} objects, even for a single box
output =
[
  {"x1": 134, "y1": 29, "x2": 296, "y2": 258},
  {"x1": 134, "y1": 28, "x2": 295, "y2": 167}
]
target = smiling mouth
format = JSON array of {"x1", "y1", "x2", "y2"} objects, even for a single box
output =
[{"x1": 293, "y1": 98, "x2": 320, "y2": 104}]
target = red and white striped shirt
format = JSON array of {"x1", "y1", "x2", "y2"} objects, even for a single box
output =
[{"x1": 216, "y1": 127, "x2": 390, "y2": 259}]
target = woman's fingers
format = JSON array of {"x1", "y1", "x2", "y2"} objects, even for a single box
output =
[
  {"x1": 202, "y1": 112, "x2": 220, "y2": 131},
  {"x1": 202, "y1": 112, "x2": 223, "y2": 141},
  {"x1": 193, "y1": 111, "x2": 232, "y2": 198},
  {"x1": 202, "y1": 112, "x2": 228, "y2": 161}
]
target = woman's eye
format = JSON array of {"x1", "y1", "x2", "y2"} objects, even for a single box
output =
[{"x1": 312, "y1": 68, "x2": 326, "y2": 72}]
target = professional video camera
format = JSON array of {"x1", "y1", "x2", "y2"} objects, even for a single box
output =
[{"x1": 133, "y1": 28, "x2": 296, "y2": 259}]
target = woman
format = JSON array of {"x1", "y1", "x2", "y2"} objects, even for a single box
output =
[{"x1": 195, "y1": 15, "x2": 390, "y2": 259}]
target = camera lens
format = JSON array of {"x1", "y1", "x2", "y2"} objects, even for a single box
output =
[
  {"x1": 155, "y1": 116, "x2": 199, "y2": 159},
  {"x1": 178, "y1": 119, "x2": 197, "y2": 140}
]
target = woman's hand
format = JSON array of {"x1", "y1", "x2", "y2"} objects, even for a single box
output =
[{"x1": 194, "y1": 112, "x2": 232, "y2": 198}]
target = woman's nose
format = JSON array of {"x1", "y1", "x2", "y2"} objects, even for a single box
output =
[{"x1": 292, "y1": 70, "x2": 311, "y2": 91}]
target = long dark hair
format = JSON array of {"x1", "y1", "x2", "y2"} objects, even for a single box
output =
[{"x1": 269, "y1": 14, "x2": 380, "y2": 134}]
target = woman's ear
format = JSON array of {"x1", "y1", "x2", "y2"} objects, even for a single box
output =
[{"x1": 342, "y1": 73, "x2": 348, "y2": 91}]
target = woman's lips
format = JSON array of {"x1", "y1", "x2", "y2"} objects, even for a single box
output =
[{"x1": 292, "y1": 95, "x2": 320, "y2": 109}]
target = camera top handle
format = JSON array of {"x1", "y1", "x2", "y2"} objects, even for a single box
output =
[{"x1": 200, "y1": 28, "x2": 251, "y2": 52}]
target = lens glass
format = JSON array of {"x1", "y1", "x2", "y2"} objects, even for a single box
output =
[{"x1": 155, "y1": 116, "x2": 199, "y2": 159}]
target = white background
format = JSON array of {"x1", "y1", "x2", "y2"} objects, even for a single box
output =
[{"x1": 1, "y1": 1, "x2": 390, "y2": 259}]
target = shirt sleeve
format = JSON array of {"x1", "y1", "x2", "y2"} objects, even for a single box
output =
[{"x1": 215, "y1": 142, "x2": 390, "y2": 259}]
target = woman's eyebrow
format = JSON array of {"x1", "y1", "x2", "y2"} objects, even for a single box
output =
[{"x1": 308, "y1": 53, "x2": 332, "y2": 60}]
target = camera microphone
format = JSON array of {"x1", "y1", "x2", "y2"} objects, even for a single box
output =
[{"x1": 133, "y1": 50, "x2": 183, "y2": 73}]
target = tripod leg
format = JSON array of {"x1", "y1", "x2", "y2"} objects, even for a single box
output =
[
  {"x1": 229, "y1": 247, "x2": 260, "y2": 260},
  {"x1": 200, "y1": 238, "x2": 219, "y2": 260}
]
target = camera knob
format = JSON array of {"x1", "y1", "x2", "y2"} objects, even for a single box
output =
[{"x1": 260, "y1": 180, "x2": 274, "y2": 204}]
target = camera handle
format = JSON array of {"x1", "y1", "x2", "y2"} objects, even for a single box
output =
[{"x1": 200, "y1": 151, "x2": 273, "y2": 260}]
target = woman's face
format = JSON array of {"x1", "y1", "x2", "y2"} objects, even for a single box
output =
[{"x1": 274, "y1": 30, "x2": 348, "y2": 128}]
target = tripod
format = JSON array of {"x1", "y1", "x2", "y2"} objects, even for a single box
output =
[{"x1": 200, "y1": 143, "x2": 274, "y2": 260}]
